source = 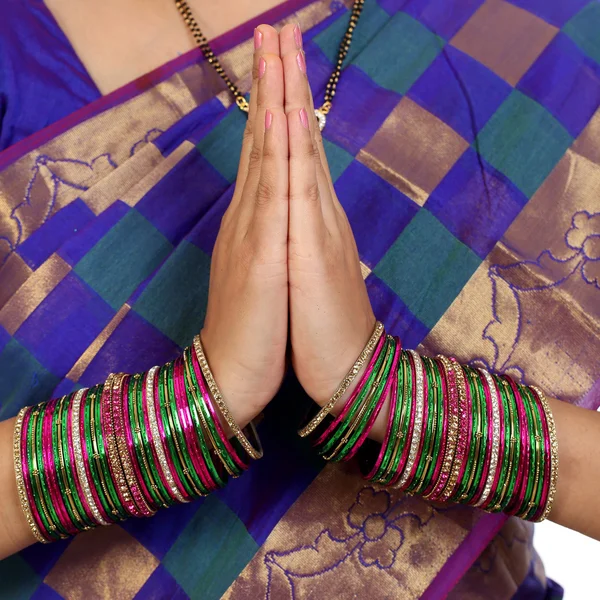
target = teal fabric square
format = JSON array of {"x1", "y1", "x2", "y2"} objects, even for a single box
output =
[
  {"x1": 374, "y1": 210, "x2": 481, "y2": 329},
  {"x1": 74, "y1": 209, "x2": 172, "y2": 310},
  {"x1": 564, "y1": 3, "x2": 600, "y2": 65},
  {"x1": 314, "y1": 0, "x2": 390, "y2": 66},
  {"x1": 475, "y1": 90, "x2": 573, "y2": 198},
  {"x1": 134, "y1": 240, "x2": 211, "y2": 348},
  {"x1": 0, "y1": 554, "x2": 40, "y2": 599},
  {"x1": 353, "y1": 12, "x2": 444, "y2": 95},
  {"x1": 323, "y1": 138, "x2": 354, "y2": 181},
  {"x1": 164, "y1": 496, "x2": 259, "y2": 600},
  {"x1": 0, "y1": 339, "x2": 60, "y2": 420},
  {"x1": 196, "y1": 109, "x2": 246, "y2": 183}
]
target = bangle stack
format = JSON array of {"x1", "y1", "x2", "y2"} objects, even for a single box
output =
[
  {"x1": 14, "y1": 335, "x2": 261, "y2": 543},
  {"x1": 301, "y1": 322, "x2": 558, "y2": 523}
]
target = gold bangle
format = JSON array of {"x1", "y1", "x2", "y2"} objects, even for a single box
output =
[
  {"x1": 298, "y1": 321, "x2": 385, "y2": 438},
  {"x1": 530, "y1": 386, "x2": 558, "y2": 522},
  {"x1": 192, "y1": 335, "x2": 263, "y2": 460},
  {"x1": 424, "y1": 356, "x2": 459, "y2": 500},
  {"x1": 13, "y1": 407, "x2": 49, "y2": 544},
  {"x1": 323, "y1": 336, "x2": 393, "y2": 461}
]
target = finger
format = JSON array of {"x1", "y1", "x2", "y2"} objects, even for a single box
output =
[
  {"x1": 247, "y1": 108, "x2": 289, "y2": 253},
  {"x1": 288, "y1": 107, "x2": 326, "y2": 248},
  {"x1": 233, "y1": 25, "x2": 280, "y2": 205},
  {"x1": 280, "y1": 23, "x2": 337, "y2": 227},
  {"x1": 239, "y1": 50, "x2": 285, "y2": 226}
]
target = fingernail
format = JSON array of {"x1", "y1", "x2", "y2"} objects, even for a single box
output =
[
  {"x1": 296, "y1": 51, "x2": 306, "y2": 74},
  {"x1": 254, "y1": 28, "x2": 263, "y2": 49},
  {"x1": 299, "y1": 107, "x2": 309, "y2": 129},
  {"x1": 294, "y1": 23, "x2": 303, "y2": 49},
  {"x1": 265, "y1": 109, "x2": 273, "y2": 130},
  {"x1": 259, "y1": 56, "x2": 266, "y2": 79}
]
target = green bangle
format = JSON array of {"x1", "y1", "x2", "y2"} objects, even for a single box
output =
[
  {"x1": 459, "y1": 367, "x2": 488, "y2": 504},
  {"x1": 183, "y1": 348, "x2": 231, "y2": 484},
  {"x1": 318, "y1": 338, "x2": 389, "y2": 457},
  {"x1": 407, "y1": 357, "x2": 438, "y2": 494},
  {"x1": 372, "y1": 351, "x2": 405, "y2": 482},
  {"x1": 415, "y1": 357, "x2": 445, "y2": 495},
  {"x1": 129, "y1": 375, "x2": 172, "y2": 509},
  {"x1": 324, "y1": 337, "x2": 395, "y2": 462},
  {"x1": 27, "y1": 407, "x2": 63, "y2": 540},
  {"x1": 55, "y1": 395, "x2": 93, "y2": 530},
  {"x1": 90, "y1": 384, "x2": 127, "y2": 520},
  {"x1": 379, "y1": 350, "x2": 413, "y2": 485}
]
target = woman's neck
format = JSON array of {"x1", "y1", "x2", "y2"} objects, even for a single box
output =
[{"x1": 45, "y1": 0, "x2": 285, "y2": 95}]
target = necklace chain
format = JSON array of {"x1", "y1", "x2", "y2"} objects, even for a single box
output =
[{"x1": 174, "y1": 0, "x2": 365, "y2": 128}]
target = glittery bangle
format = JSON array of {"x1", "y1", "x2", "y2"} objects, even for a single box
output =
[
  {"x1": 13, "y1": 407, "x2": 49, "y2": 543},
  {"x1": 193, "y1": 335, "x2": 263, "y2": 460},
  {"x1": 116, "y1": 374, "x2": 155, "y2": 516},
  {"x1": 530, "y1": 386, "x2": 557, "y2": 522},
  {"x1": 144, "y1": 366, "x2": 188, "y2": 504},
  {"x1": 71, "y1": 389, "x2": 111, "y2": 525},
  {"x1": 187, "y1": 346, "x2": 247, "y2": 475},
  {"x1": 411, "y1": 357, "x2": 440, "y2": 496},
  {"x1": 314, "y1": 334, "x2": 386, "y2": 448},
  {"x1": 395, "y1": 350, "x2": 426, "y2": 490},
  {"x1": 474, "y1": 369, "x2": 502, "y2": 508},
  {"x1": 129, "y1": 375, "x2": 171, "y2": 509},
  {"x1": 425, "y1": 356, "x2": 459, "y2": 500},
  {"x1": 299, "y1": 321, "x2": 385, "y2": 437},
  {"x1": 322, "y1": 337, "x2": 394, "y2": 461},
  {"x1": 441, "y1": 362, "x2": 470, "y2": 503}
]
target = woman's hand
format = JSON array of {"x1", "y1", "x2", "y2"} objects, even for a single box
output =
[
  {"x1": 280, "y1": 24, "x2": 376, "y2": 405},
  {"x1": 201, "y1": 25, "x2": 288, "y2": 426}
]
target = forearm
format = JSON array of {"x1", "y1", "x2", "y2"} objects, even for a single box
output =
[{"x1": 308, "y1": 329, "x2": 600, "y2": 540}]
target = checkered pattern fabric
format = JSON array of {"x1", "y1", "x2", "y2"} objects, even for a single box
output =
[{"x1": 1, "y1": 0, "x2": 599, "y2": 597}]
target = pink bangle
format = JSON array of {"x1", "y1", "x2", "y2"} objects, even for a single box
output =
[
  {"x1": 314, "y1": 334, "x2": 387, "y2": 446},
  {"x1": 190, "y1": 346, "x2": 248, "y2": 471},
  {"x1": 43, "y1": 400, "x2": 78, "y2": 535},
  {"x1": 344, "y1": 337, "x2": 401, "y2": 462},
  {"x1": 172, "y1": 357, "x2": 216, "y2": 492},
  {"x1": 446, "y1": 364, "x2": 472, "y2": 503},
  {"x1": 504, "y1": 377, "x2": 531, "y2": 516}
]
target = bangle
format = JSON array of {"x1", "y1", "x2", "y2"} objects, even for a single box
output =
[
  {"x1": 298, "y1": 321, "x2": 385, "y2": 437},
  {"x1": 193, "y1": 335, "x2": 263, "y2": 460},
  {"x1": 13, "y1": 407, "x2": 49, "y2": 543}
]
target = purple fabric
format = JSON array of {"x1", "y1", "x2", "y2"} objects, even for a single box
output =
[{"x1": 0, "y1": 0, "x2": 100, "y2": 151}]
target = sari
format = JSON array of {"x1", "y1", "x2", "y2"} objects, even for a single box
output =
[{"x1": 1, "y1": 0, "x2": 599, "y2": 597}]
